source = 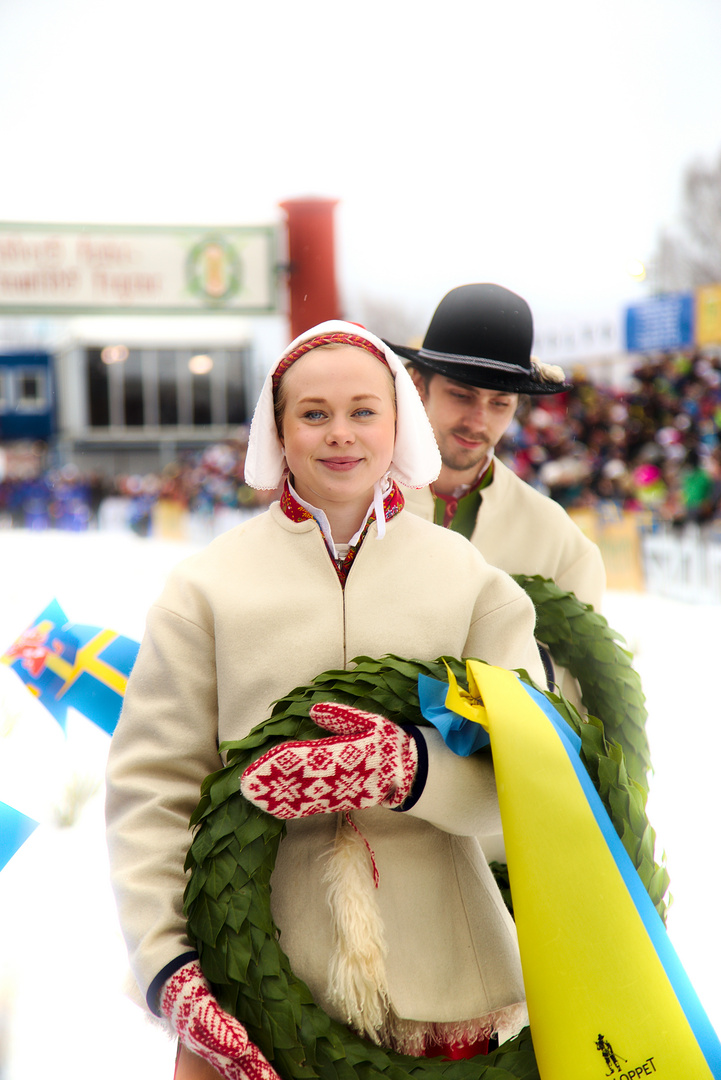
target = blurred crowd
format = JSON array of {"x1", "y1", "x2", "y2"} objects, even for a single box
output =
[
  {"x1": 2, "y1": 349, "x2": 721, "y2": 534},
  {"x1": 0, "y1": 439, "x2": 272, "y2": 536},
  {"x1": 500, "y1": 349, "x2": 721, "y2": 528}
]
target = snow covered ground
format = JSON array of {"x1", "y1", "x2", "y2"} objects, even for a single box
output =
[{"x1": 0, "y1": 529, "x2": 719, "y2": 1078}]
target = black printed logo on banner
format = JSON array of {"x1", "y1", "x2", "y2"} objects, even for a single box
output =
[
  {"x1": 596, "y1": 1034, "x2": 626, "y2": 1074},
  {"x1": 595, "y1": 1034, "x2": 657, "y2": 1077}
]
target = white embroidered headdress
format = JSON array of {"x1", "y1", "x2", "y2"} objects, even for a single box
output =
[{"x1": 244, "y1": 320, "x2": 442, "y2": 492}]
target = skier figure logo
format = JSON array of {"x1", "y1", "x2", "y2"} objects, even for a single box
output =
[{"x1": 595, "y1": 1034, "x2": 627, "y2": 1075}]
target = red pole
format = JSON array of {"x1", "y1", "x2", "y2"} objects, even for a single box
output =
[{"x1": 279, "y1": 197, "x2": 340, "y2": 340}]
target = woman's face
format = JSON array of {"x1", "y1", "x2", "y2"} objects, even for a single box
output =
[{"x1": 279, "y1": 345, "x2": 396, "y2": 519}]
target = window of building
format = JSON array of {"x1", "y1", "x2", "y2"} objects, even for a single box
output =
[
  {"x1": 158, "y1": 352, "x2": 179, "y2": 425},
  {"x1": 192, "y1": 369, "x2": 212, "y2": 425},
  {"x1": 123, "y1": 350, "x2": 144, "y2": 427},
  {"x1": 88, "y1": 348, "x2": 111, "y2": 427},
  {"x1": 86, "y1": 345, "x2": 250, "y2": 430},
  {"x1": 226, "y1": 352, "x2": 246, "y2": 424},
  {"x1": 15, "y1": 368, "x2": 49, "y2": 411}
]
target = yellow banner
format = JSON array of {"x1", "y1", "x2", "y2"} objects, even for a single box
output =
[
  {"x1": 447, "y1": 662, "x2": 720, "y2": 1079},
  {"x1": 696, "y1": 284, "x2": 721, "y2": 347}
]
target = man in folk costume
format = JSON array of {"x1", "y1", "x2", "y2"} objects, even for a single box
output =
[
  {"x1": 389, "y1": 282, "x2": 606, "y2": 717},
  {"x1": 106, "y1": 321, "x2": 546, "y2": 1080}
]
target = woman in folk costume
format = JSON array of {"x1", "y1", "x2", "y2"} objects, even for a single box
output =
[{"x1": 105, "y1": 321, "x2": 546, "y2": 1080}]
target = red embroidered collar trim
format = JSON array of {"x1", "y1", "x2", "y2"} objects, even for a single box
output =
[{"x1": 279, "y1": 480, "x2": 404, "y2": 584}]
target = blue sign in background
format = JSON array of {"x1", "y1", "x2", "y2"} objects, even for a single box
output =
[{"x1": 625, "y1": 293, "x2": 694, "y2": 352}]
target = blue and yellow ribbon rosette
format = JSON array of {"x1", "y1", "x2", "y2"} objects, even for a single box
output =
[{"x1": 419, "y1": 660, "x2": 721, "y2": 1080}]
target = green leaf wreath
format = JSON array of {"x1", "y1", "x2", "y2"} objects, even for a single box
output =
[
  {"x1": 513, "y1": 575, "x2": 652, "y2": 787},
  {"x1": 184, "y1": 583, "x2": 667, "y2": 1080}
]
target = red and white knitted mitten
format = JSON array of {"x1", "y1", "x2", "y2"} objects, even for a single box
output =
[
  {"x1": 160, "y1": 960, "x2": 281, "y2": 1080},
  {"x1": 240, "y1": 702, "x2": 418, "y2": 819}
]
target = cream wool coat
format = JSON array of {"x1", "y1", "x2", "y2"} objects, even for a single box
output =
[
  {"x1": 401, "y1": 457, "x2": 606, "y2": 610},
  {"x1": 402, "y1": 458, "x2": 606, "y2": 709},
  {"x1": 106, "y1": 501, "x2": 544, "y2": 1040}
]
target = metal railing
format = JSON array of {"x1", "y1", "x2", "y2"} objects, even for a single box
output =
[{"x1": 642, "y1": 523, "x2": 721, "y2": 603}]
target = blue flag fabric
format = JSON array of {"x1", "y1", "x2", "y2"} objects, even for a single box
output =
[
  {"x1": 0, "y1": 801, "x2": 39, "y2": 872},
  {"x1": 417, "y1": 672, "x2": 491, "y2": 755}
]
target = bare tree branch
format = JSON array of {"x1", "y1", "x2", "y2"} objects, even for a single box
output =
[{"x1": 652, "y1": 148, "x2": 721, "y2": 290}]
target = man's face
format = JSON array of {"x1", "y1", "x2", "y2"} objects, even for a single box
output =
[{"x1": 412, "y1": 372, "x2": 518, "y2": 477}]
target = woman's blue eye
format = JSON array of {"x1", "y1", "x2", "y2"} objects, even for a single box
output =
[{"x1": 301, "y1": 407, "x2": 376, "y2": 420}]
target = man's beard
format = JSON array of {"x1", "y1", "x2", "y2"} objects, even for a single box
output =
[{"x1": 441, "y1": 430, "x2": 492, "y2": 472}]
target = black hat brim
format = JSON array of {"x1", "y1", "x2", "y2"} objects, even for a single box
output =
[{"x1": 385, "y1": 341, "x2": 571, "y2": 396}]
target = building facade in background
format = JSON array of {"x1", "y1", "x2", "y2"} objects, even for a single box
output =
[
  {"x1": 50, "y1": 317, "x2": 271, "y2": 476},
  {"x1": 2, "y1": 214, "x2": 721, "y2": 482},
  {"x1": 0, "y1": 208, "x2": 344, "y2": 479}
]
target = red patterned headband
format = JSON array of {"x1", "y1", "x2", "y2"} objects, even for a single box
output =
[{"x1": 272, "y1": 332, "x2": 391, "y2": 392}]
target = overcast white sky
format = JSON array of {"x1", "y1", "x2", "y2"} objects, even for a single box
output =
[{"x1": 1, "y1": 0, "x2": 720, "y2": 334}]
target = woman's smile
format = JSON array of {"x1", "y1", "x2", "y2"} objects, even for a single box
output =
[{"x1": 319, "y1": 456, "x2": 364, "y2": 470}]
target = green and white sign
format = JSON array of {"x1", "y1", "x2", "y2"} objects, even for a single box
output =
[{"x1": 0, "y1": 222, "x2": 280, "y2": 314}]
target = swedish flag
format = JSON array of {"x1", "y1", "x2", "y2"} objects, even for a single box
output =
[
  {"x1": 58, "y1": 622, "x2": 140, "y2": 735},
  {"x1": 1, "y1": 600, "x2": 139, "y2": 735}
]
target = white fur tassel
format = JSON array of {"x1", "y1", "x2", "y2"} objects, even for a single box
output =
[
  {"x1": 322, "y1": 814, "x2": 529, "y2": 1054},
  {"x1": 323, "y1": 814, "x2": 391, "y2": 1041}
]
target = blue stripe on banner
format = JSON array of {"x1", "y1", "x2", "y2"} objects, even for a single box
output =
[{"x1": 522, "y1": 682, "x2": 721, "y2": 1074}]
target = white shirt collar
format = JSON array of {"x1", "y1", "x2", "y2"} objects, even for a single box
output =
[{"x1": 288, "y1": 475, "x2": 391, "y2": 559}]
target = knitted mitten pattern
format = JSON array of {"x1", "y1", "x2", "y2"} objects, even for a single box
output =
[
  {"x1": 161, "y1": 960, "x2": 281, "y2": 1080},
  {"x1": 240, "y1": 702, "x2": 418, "y2": 819}
]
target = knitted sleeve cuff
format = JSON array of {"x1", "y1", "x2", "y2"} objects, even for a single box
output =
[
  {"x1": 391, "y1": 724, "x2": 428, "y2": 813},
  {"x1": 147, "y1": 950, "x2": 199, "y2": 1016}
]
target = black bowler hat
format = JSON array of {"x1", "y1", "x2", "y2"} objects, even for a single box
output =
[{"x1": 387, "y1": 283, "x2": 570, "y2": 395}]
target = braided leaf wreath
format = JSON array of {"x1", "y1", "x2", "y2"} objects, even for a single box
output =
[
  {"x1": 184, "y1": 583, "x2": 667, "y2": 1080},
  {"x1": 514, "y1": 575, "x2": 652, "y2": 787}
]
